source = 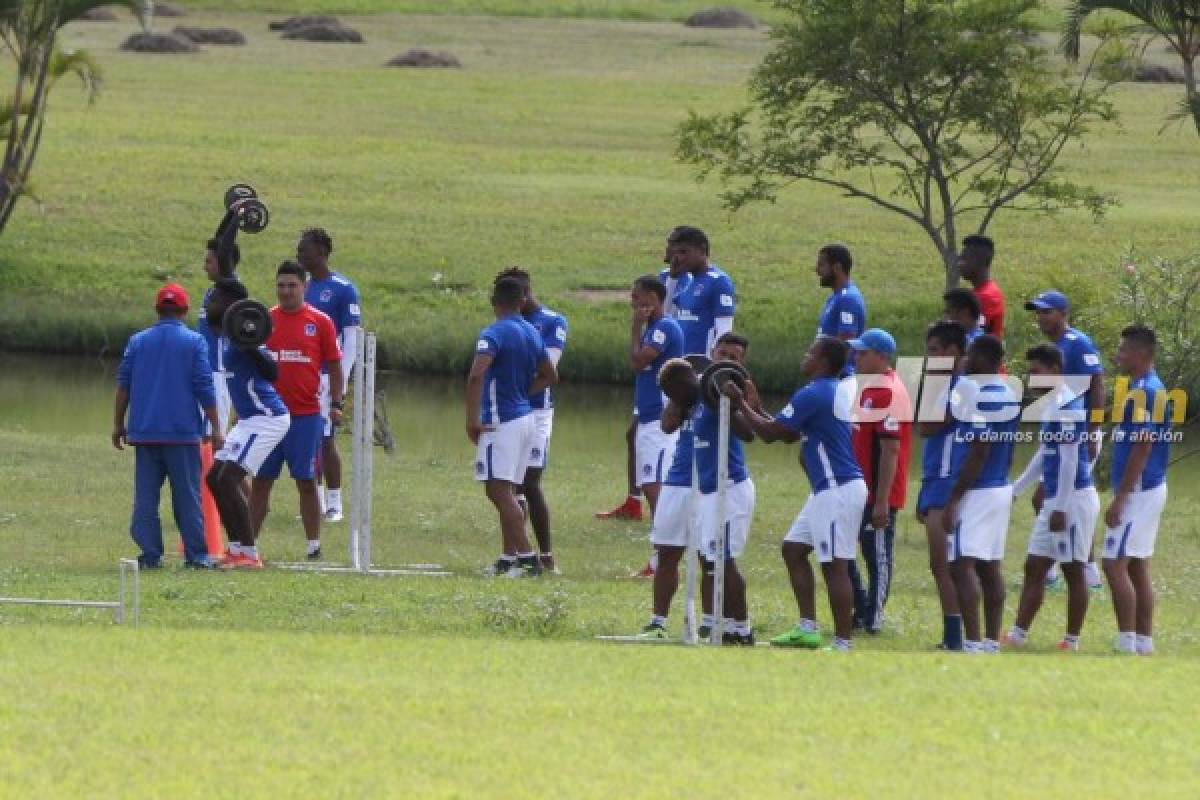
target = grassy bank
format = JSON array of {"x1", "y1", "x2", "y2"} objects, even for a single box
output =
[{"x1": 1, "y1": 12, "x2": 1197, "y2": 390}]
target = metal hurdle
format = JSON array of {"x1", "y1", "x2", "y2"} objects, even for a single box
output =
[
  {"x1": 0, "y1": 558, "x2": 140, "y2": 626},
  {"x1": 275, "y1": 331, "x2": 449, "y2": 577}
]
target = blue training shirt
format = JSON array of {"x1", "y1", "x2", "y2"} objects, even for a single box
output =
[
  {"x1": 476, "y1": 315, "x2": 548, "y2": 426},
  {"x1": 117, "y1": 319, "x2": 216, "y2": 445},
  {"x1": 634, "y1": 316, "x2": 685, "y2": 423},
  {"x1": 1055, "y1": 327, "x2": 1102, "y2": 405},
  {"x1": 524, "y1": 305, "x2": 568, "y2": 411},
  {"x1": 817, "y1": 281, "x2": 867, "y2": 375},
  {"x1": 921, "y1": 376, "x2": 960, "y2": 482},
  {"x1": 693, "y1": 402, "x2": 749, "y2": 493},
  {"x1": 222, "y1": 340, "x2": 288, "y2": 420},
  {"x1": 664, "y1": 406, "x2": 698, "y2": 488},
  {"x1": 305, "y1": 272, "x2": 361, "y2": 335},
  {"x1": 658, "y1": 267, "x2": 693, "y2": 319},
  {"x1": 673, "y1": 265, "x2": 735, "y2": 356},
  {"x1": 1039, "y1": 392, "x2": 1093, "y2": 501},
  {"x1": 950, "y1": 378, "x2": 1019, "y2": 489},
  {"x1": 1111, "y1": 370, "x2": 1172, "y2": 492},
  {"x1": 775, "y1": 377, "x2": 862, "y2": 492}
]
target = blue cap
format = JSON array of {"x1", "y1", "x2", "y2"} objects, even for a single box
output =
[
  {"x1": 848, "y1": 328, "x2": 896, "y2": 357},
  {"x1": 1024, "y1": 290, "x2": 1069, "y2": 312}
]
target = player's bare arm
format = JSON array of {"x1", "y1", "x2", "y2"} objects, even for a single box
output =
[
  {"x1": 724, "y1": 383, "x2": 798, "y2": 444},
  {"x1": 465, "y1": 353, "x2": 494, "y2": 444}
]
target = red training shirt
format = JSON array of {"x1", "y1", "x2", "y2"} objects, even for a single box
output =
[
  {"x1": 266, "y1": 303, "x2": 341, "y2": 416},
  {"x1": 852, "y1": 369, "x2": 913, "y2": 510},
  {"x1": 974, "y1": 279, "x2": 1005, "y2": 339}
]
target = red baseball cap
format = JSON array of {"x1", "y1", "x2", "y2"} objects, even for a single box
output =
[{"x1": 155, "y1": 283, "x2": 190, "y2": 311}]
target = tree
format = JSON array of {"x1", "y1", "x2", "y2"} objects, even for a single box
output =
[
  {"x1": 1064, "y1": 1, "x2": 1200, "y2": 134},
  {"x1": 678, "y1": 0, "x2": 1119, "y2": 287},
  {"x1": 0, "y1": 0, "x2": 130, "y2": 235}
]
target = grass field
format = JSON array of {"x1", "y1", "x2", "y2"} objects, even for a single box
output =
[{"x1": 0, "y1": 10, "x2": 1197, "y2": 391}]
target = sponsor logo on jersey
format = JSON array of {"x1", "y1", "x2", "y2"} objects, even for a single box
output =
[{"x1": 320, "y1": 290, "x2": 333, "y2": 303}]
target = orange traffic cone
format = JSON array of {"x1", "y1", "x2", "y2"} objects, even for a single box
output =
[{"x1": 180, "y1": 442, "x2": 225, "y2": 558}]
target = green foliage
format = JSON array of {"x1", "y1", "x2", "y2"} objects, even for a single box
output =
[{"x1": 678, "y1": 0, "x2": 1120, "y2": 285}]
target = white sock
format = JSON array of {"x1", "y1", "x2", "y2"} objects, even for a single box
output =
[
  {"x1": 317, "y1": 489, "x2": 327, "y2": 515},
  {"x1": 228, "y1": 542, "x2": 243, "y2": 556},
  {"x1": 307, "y1": 540, "x2": 321, "y2": 555},
  {"x1": 243, "y1": 545, "x2": 257, "y2": 558},
  {"x1": 1046, "y1": 564, "x2": 1060, "y2": 582},
  {"x1": 702, "y1": 614, "x2": 715, "y2": 628},
  {"x1": 964, "y1": 640, "x2": 982, "y2": 653},
  {"x1": 1136, "y1": 634, "x2": 1154, "y2": 655},
  {"x1": 1085, "y1": 561, "x2": 1103, "y2": 585},
  {"x1": 1007, "y1": 626, "x2": 1028, "y2": 645},
  {"x1": 983, "y1": 638, "x2": 1000, "y2": 654},
  {"x1": 650, "y1": 615, "x2": 667, "y2": 628},
  {"x1": 326, "y1": 488, "x2": 342, "y2": 509},
  {"x1": 735, "y1": 620, "x2": 751, "y2": 636},
  {"x1": 1062, "y1": 634, "x2": 1080, "y2": 650},
  {"x1": 832, "y1": 637, "x2": 852, "y2": 651},
  {"x1": 1116, "y1": 631, "x2": 1137, "y2": 653},
  {"x1": 799, "y1": 618, "x2": 818, "y2": 633},
  {"x1": 649, "y1": 551, "x2": 659, "y2": 570}
]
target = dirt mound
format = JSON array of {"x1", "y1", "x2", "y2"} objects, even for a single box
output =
[
  {"x1": 1133, "y1": 64, "x2": 1184, "y2": 84},
  {"x1": 173, "y1": 26, "x2": 246, "y2": 45},
  {"x1": 152, "y1": 2, "x2": 187, "y2": 17},
  {"x1": 386, "y1": 49, "x2": 462, "y2": 68},
  {"x1": 80, "y1": 7, "x2": 119, "y2": 21},
  {"x1": 281, "y1": 22, "x2": 363, "y2": 43},
  {"x1": 268, "y1": 14, "x2": 341, "y2": 32},
  {"x1": 684, "y1": 7, "x2": 757, "y2": 29},
  {"x1": 120, "y1": 32, "x2": 198, "y2": 53}
]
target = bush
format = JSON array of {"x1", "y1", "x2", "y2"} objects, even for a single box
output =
[
  {"x1": 120, "y1": 32, "x2": 198, "y2": 53},
  {"x1": 386, "y1": 49, "x2": 462, "y2": 68},
  {"x1": 281, "y1": 23, "x2": 364, "y2": 44},
  {"x1": 173, "y1": 26, "x2": 246, "y2": 46}
]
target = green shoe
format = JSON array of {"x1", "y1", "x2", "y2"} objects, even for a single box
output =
[
  {"x1": 637, "y1": 623, "x2": 668, "y2": 640},
  {"x1": 769, "y1": 626, "x2": 823, "y2": 649}
]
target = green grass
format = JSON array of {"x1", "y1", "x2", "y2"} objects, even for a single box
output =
[{"x1": 2, "y1": 12, "x2": 1197, "y2": 391}]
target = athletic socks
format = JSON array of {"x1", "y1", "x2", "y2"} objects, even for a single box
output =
[
  {"x1": 963, "y1": 640, "x2": 983, "y2": 654},
  {"x1": 650, "y1": 615, "x2": 667, "y2": 628},
  {"x1": 735, "y1": 620, "x2": 752, "y2": 636},
  {"x1": 1116, "y1": 631, "x2": 1137, "y2": 653},
  {"x1": 1136, "y1": 634, "x2": 1154, "y2": 655},
  {"x1": 832, "y1": 637, "x2": 852, "y2": 651},
  {"x1": 799, "y1": 618, "x2": 819, "y2": 633},
  {"x1": 982, "y1": 638, "x2": 1000, "y2": 654},
  {"x1": 243, "y1": 545, "x2": 258, "y2": 559},
  {"x1": 702, "y1": 614, "x2": 716, "y2": 630},
  {"x1": 943, "y1": 615, "x2": 963, "y2": 651},
  {"x1": 1006, "y1": 625, "x2": 1028, "y2": 646},
  {"x1": 326, "y1": 488, "x2": 342, "y2": 509},
  {"x1": 228, "y1": 542, "x2": 243, "y2": 556},
  {"x1": 1045, "y1": 564, "x2": 1060, "y2": 584},
  {"x1": 307, "y1": 540, "x2": 321, "y2": 556},
  {"x1": 1061, "y1": 634, "x2": 1081, "y2": 651},
  {"x1": 1085, "y1": 561, "x2": 1103, "y2": 587}
]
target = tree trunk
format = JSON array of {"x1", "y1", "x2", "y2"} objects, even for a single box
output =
[
  {"x1": 942, "y1": 247, "x2": 960, "y2": 290},
  {"x1": 1183, "y1": 53, "x2": 1199, "y2": 136}
]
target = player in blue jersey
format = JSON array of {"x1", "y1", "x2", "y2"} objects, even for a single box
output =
[
  {"x1": 466, "y1": 277, "x2": 558, "y2": 579},
  {"x1": 668, "y1": 226, "x2": 736, "y2": 358},
  {"x1": 943, "y1": 335, "x2": 1019, "y2": 654},
  {"x1": 1026, "y1": 290, "x2": 1106, "y2": 590},
  {"x1": 943, "y1": 288, "x2": 983, "y2": 344},
  {"x1": 729, "y1": 336, "x2": 867, "y2": 651},
  {"x1": 494, "y1": 267, "x2": 568, "y2": 574},
  {"x1": 298, "y1": 228, "x2": 361, "y2": 522},
  {"x1": 815, "y1": 244, "x2": 867, "y2": 375},
  {"x1": 916, "y1": 321, "x2": 968, "y2": 650},
  {"x1": 1103, "y1": 325, "x2": 1175, "y2": 655},
  {"x1": 196, "y1": 238, "x2": 240, "y2": 434},
  {"x1": 1007, "y1": 345, "x2": 1099, "y2": 651},
  {"x1": 202, "y1": 280, "x2": 291, "y2": 570}
]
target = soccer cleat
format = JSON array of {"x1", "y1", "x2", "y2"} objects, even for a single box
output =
[
  {"x1": 136, "y1": 556, "x2": 163, "y2": 570},
  {"x1": 1055, "y1": 639, "x2": 1079, "y2": 652},
  {"x1": 306, "y1": 547, "x2": 322, "y2": 561},
  {"x1": 482, "y1": 557, "x2": 515, "y2": 577},
  {"x1": 221, "y1": 553, "x2": 264, "y2": 570},
  {"x1": 769, "y1": 626, "x2": 823, "y2": 649},
  {"x1": 505, "y1": 559, "x2": 543, "y2": 579},
  {"x1": 722, "y1": 631, "x2": 756, "y2": 646},
  {"x1": 637, "y1": 622, "x2": 668, "y2": 640},
  {"x1": 632, "y1": 562, "x2": 655, "y2": 579},
  {"x1": 595, "y1": 496, "x2": 643, "y2": 521},
  {"x1": 184, "y1": 556, "x2": 219, "y2": 570},
  {"x1": 325, "y1": 508, "x2": 344, "y2": 523},
  {"x1": 1000, "y1": 632, "x2": 1026, "y2": 648},
  {"x1": 698, "y1": 623, "x2": 712, "y2": 640}
]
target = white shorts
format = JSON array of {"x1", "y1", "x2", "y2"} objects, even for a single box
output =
[
  {"x1": 474, "y1": 415, "x2": 536, "y2": 484},
  {"x1": 214, "y1": 413, "x2": 290, "y2": 477},
  {"x1": 318, "y1": 373, "x2": 334, "y2": 437},
  {"x1": 950, "y1": 485, "x2": 1013, "y2": 562},
  {"x1": 635, "y1": 420, "x2": 678, "y2": 488},
  {"x1": 699, "y1": 479, "x2": 756, "y2": 561},
  {"x1": 213, "y1": 371, "x2": 232, "y2": 435},
  {"x1": 784, "y1": 479, "x2": 868, "y2": 563},
  {"x1": 527, "y1": 410, "x2": 553, "y2": 470},
  {"x1": 1028, "y1": 487, "x2": 1100, "y2": 562},
  {"x1": 1103, "y1": 483, "x2": 1168, "y2": 560},
  {"x1": 650, "y1": 485, "x2": 697, "y2": 549}
]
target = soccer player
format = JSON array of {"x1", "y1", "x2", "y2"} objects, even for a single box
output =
[
  {"x1": 1007, "y1": 345, "x2": 1099, "y2": 651},
  {"x1": 249, "y1": 261, "x2": 344, "y2": 560},
  {"x1": 495, "y1": 267, "x2": 568, "y2": 574},
  {"x1": 468, "y1": 277, "x2": 558, "y2": 578},
  {"x1": 668, "y1": 226, "x2": 735, "y2": 359},
  {"x1": 630, "y1": 276, "x2": 686, "y2": 517},
  {"x1": 299, "y1": 228, "x2": 361, "y2": 522},
  {"x1": 114, "y1": 283, "x2": 222, "y2": 569},
  {"x1": 942, "y1": 288, "x2": 983, "y2": 343},
  {"x1": 916, "y1": 321, "x2": 968, "y2": 650},
  {"x1": 815, "y1": 244, "x2": 867, "y2": 374},
  {"x1": 943, "y1": 334, "x2": 1018, "y2": 654},
  {"x1": 958, "y1": 235, "x2": 1004, "y2": 339},
  {"x1": 846, "y1": 328, "x2": 912, "y2": 634},
  {"x1": 196, "y1": 238, "x2": 240, "y2": 434},
  {"x1": 730, "y1": 336, "x2": 867, "y2": 651},
  {"x1": 1026, "y1": 290, "x2": 1105, "y2": 589},
  {"x1": 204, "y1": 280, "x2": 290, "y2": 570},
  {"x1": 1102, "y1": 325, "x2": 1173, "y2": 655}
]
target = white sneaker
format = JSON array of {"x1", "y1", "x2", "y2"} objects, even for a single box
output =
[{"x1": 325, "y1": 507, "x2": 344, "y2": 523}]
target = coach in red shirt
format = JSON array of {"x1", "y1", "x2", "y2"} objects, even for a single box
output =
[
  {"x1": 847, "y1": 328, "x2": 912, "y2": 634},
  {"x1": 249, "y1": 260, "x2": 343, "y2": 560}
]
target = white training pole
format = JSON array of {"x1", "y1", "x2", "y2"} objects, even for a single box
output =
[
  {"x1": 682, "y1": 446, "x2": 699, "y2": 645},
  {"x1": 711, "y1": 395, "x2": 730, "y2": 646},
  {"x1": 359, "y1": 333, "x2": 377, "y2": 572},
  {"x1": 348, "y1": 330, "x2": 368, "y2": 571}
]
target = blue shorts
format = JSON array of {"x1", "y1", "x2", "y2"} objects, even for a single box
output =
[
  {"x1": 259, "y1": 414, "x2": 324, "y2": 481},
  {"x1": 917, "y1": 478, "x2": 953, "y2": 516}
]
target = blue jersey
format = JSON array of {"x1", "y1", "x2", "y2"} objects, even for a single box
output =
[
  {"x1": 921, "y1": 376, "x2": 959, "y2": 482},
  {"x1": 818, "y1": 281, "x2": 867, "y2": 374},
  {"x1": 1039, "y1": 393, "x2": 1093, "y2": 501},
  {"x1": 673, "y1": 265, "x2": 735, "y2": 356},
  {"x1": 776, "y1": 377, "x2": 862, "y2": 492},
  {"x1": 965, "y1": 326, "x2": 983, "y2": 345},
  {"x1": 222, "y1": 341, "x2": 288, "y2": 420},
  {"x1": 1111, "y1": 370, "x2": 1172, "y2": 492},
  {"x1": 305, "y1": 272, "x2": 361, "y2": 335},
  {"x1": 1055, "y1": 327, "x2": 1102, "y2": 406},
  {"x1": 950, "y1": 379, "x2": 1018, "y2": 489},
  {"x1": 664, "y1": 407, "x2": 697, "y2": 488},
  {"x1": 476, "y1": 315, "x2": 547, "y2": 426},
  {"x1": 693, "y1": 402, "x2": 748, "y2": 493},
  {"x1": 634, "y1": 316, "x2": 685, "y2": 423},
  {"x1": 524, "y1": 305, "x2": 568, "y2": 411},
  {"x1": 658, "y1": 267, "x2": 693, "y2": 318}
]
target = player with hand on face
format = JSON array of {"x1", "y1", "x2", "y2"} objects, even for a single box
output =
[{"x1": 729, "y1": 336, "x2": 866, "y2": 651}]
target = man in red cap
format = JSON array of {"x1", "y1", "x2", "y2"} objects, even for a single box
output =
[{"x1": 114, "y1": 284, "x2": 222, "y2": 569}]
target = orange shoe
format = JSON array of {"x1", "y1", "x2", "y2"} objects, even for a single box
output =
[
  {"x1": 632, "y1": 561, "x2": 656, "y2": 579},
  {"x1": 1055, "y1": 639, "x2": 1080, "y2": 652},
  {"x1": 221, "y1": 552, "x2": 264, "y2": 570},
  {"x1": 596, "y1": 496, "x2": 643, "y2": 521}
]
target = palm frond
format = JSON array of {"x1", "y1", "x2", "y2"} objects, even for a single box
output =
[{"x1": 48, "y1": 46, "x2": 101, "y2": 103}]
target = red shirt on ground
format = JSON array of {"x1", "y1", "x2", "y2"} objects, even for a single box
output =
[
  {"x1": 974, "y1": 279, "x2": 1005, "y2": 339},
  {"x1": 266, "y1": 303, "x2": 340, "y2": 416},
  {"x1": 852, "y1": 369, "x2": 913, "y2": 510}
]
